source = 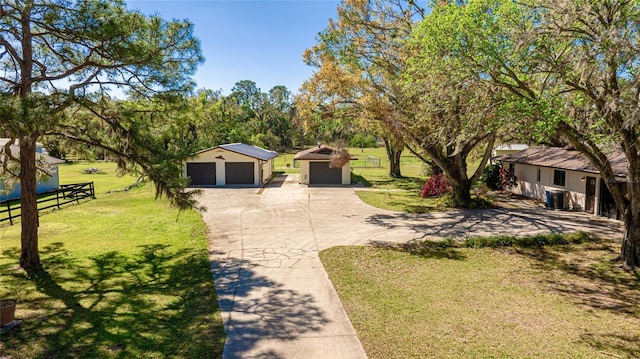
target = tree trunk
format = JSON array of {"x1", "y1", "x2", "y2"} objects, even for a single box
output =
[
  {"x1": 449, "y1": 179, "x2": 472, "y2": 208},
  {"x1": 445, "y1": 153, "x2": 473, "y2": 208},
  {"x1": 19, "y1": 135, "x2": 42, "y2": 272},
  {"x1": 384, "y1": 138, "x2": 403, "y2": 178},
  {"x1": 621, "y1": 176, "x2": 640, "y2": 267},
  {"x1": 621, "y1": 214, "x2": 640, "y2": 267}
]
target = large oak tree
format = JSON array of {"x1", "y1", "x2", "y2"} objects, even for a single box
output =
[
  {"x1": 304, "y1": 0, "x2": 505, "y2": 202},
  {"x1": 0, "y1": 0, "x2": 202, "y2": 272},
  {"x1": 300, "y1": 0, "x2": 428, "y2": 178},
  {"x1": 424, "y1": 0, "x2": 640, "y2": 266}
]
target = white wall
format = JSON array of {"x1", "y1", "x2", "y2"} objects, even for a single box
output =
[
  {"x1": 507, "y1": 162, "x2": 599, "y2": 211},
  {"x1": 184, "y1": 148, "x2": 262, "y2": 186},
  {"x1": 261, "y1": 159, "x2": 274, "y2": 183},
  {"x1": 0, "y1": 165, "x2": 61, "y2": 202},
  {"x1": 299, "y1": 161, "x2": 309, "y2": 184},
  {"x1": 342, "y1": 162, "x2": 351, "y2": 184}
]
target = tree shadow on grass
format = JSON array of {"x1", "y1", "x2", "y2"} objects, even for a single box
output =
[
  {"x1": 0, "y1": 243, "x2": 225, "y2": 358},
  {"x1": 513, "y1": 243, "x2": 640, "y2": 357},
  {"x1": 354, "y1": 174, "x2": 424, "y2": 192},
  {"x1": 369, "y1": 240, "x2": 467, "y2": 261},
  {"x1": 388, "y1": 176, "x2": 425, "y2": 191}
]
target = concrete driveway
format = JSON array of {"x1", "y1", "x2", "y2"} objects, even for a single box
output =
[{"x1": 198, "y1": 174, "x2": 622, "y2": 359}]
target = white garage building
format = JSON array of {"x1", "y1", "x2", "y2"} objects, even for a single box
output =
[
  {"x1": 294, "y1": 145, "x2": 355, "y2": 185},
  {"x1": 184, "y1": 143, "x2": 277, "y2": 187}
]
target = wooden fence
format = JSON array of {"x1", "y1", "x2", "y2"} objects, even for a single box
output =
[{"x1": 0, "y1": 182, "x2": 95, "y2": 225}]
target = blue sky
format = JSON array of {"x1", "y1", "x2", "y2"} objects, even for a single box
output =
[{"x1": 127, "y1": 1, "x2": 340, "y2": 95}]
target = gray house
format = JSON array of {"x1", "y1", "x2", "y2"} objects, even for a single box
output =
[{"x1": 0, "y1": 139, "x2": 66, "y2": 202}]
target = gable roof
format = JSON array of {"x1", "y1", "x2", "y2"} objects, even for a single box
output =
[
  {"x1": 195, "y1": 143, "x2": 277, "y2": 161},
  {"x1": 43, "y1": 155, "x2": 66, "y2": 165},
  {"x1": 495, "y1": 146, "x2": 628, "y2": 177},
  {"x1": 0, "y1": 138, "x2": 65, "y2": 165},
  {"x1": 294, "y1": 145, "x2": 357, "y2": 161},
  {"x1": 494, "y1": 144, "x2": 529, "y2": 152}
]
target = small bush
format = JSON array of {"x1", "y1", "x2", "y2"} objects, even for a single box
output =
[
  {"x1": 463, "y1": 232, "x2": 594, "y2": 248},
  {"x1": 391, "y1": 232, "x2": 597, "y2": 252},
  {"x1": 467, "y1": 197, "x2": 493, "y2": 209},
  {"x1": 82, "y1": 167, "x2": 104, "y2": 174},
  {"x1": 421, "y1": 174, "x2": 450, "y2": 197},
  {"x1": 499, "y1": 167, "x2": 518, "y2": 190},
  {"x1": 480, "y1": 164, "x2": 501, "y2": 190}
]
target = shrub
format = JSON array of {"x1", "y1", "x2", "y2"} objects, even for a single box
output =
[
  {"x1": 499, "y1": 167, "x2": 518, "y2": 190},
  {"x1": 83, "y1": 167, "x2": 104, "y2": 174},
  {"x1": 390, "y1": 232, "x2": 597, "y2": 252},
  {"x1": 480, "y1": 164, "x2": 501, "y2": 190},
  {"x1": 463, "y1": 232, "x2": 593, "y2": 248},
  {"x1": 421, "y1": 173, "x2": 450, "y2": 197}
]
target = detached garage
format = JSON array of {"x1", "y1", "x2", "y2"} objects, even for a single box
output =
[
  {"x1": 184, "y1": 143, "x2": 277, "y2": 187},
  {"x1": 294, "y1": 145, "x2": 356, "y2": 185}
]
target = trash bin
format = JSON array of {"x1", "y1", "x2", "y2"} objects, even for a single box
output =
[
  {"x1": 547, "y1": 190, "x2": 565, "y2": 210},
  {"x1": 545, "y1": 191, "x2": 551, "y2": 208},
  {"x1": 552, "y1": 191, "x2": 565, "y2": 209}
]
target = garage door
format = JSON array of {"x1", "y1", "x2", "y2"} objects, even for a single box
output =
[
  {"x1": 186, "y1": 162, "x2": 216, "y2": 186},
  {"x1": 225, "y1": 162, "x2": 255, "y2": 185},
  {"x1": 310, "y1": 162, "x2": 342, "y2": 184}
]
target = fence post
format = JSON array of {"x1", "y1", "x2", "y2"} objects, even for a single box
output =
[
  {"x1": 7, "y1": 201, "x2": 13, "y2": 226},
  {"x1": 56, "y1": 189, "x2": 61, "y2": 210},
  {"x1": 90, "y1": 182, "x2": 95, "y2": 198}
]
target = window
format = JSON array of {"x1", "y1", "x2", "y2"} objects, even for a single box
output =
[
  {"x1": 553, "y1": 170, "x2": 566, "y2": 186},
  {"x1": 537, "y1": 168, "x2": 541, "y2": 182}
]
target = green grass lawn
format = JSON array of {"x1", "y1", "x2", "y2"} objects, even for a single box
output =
[
  {"x1": 349, "y1": 146, "x2": 426, "y2": 187},
  {"x1": 320, "y1": 239, "x2": 640, "y2": 358},
  {"x1": 355, "y1": 190, "x2": 451, "y2": 213},
  {"x1": 0, "y1": 162, "x2": 225, "y2": 358},
  {"x1": 274, "y1": 151, "x2": 300, "y2": 175},
  {"x1": 349, "y1": 146, "x2": 486, "y2": 212}
]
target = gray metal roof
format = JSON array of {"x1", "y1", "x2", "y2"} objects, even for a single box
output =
[
  {"x1": 1, "y1": 138, "x2": 65, "y2": 165},
  {"x1": 495, "y1": 146, "x2": 628, "y2": 177},
  {"x1": 195, "y1": 143, "x2": 278, "y2": 161}
]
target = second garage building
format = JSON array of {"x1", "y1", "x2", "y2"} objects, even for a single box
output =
[
  {"x1": 294, "y1": 145, "x2": 356, "y2": 185},
  {"x1": 184, "y1": 143, "x2": 277, "y2": 187}
]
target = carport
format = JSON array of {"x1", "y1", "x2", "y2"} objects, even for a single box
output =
[{"x1": 184, "y1": 143, "x2": 277, "y2": 187}]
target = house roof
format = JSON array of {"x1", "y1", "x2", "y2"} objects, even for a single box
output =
[
  {"x1": 494, "y1": 143, "x2": 529, "y2": 151},
  {"x1": 1, "y1": 138, "x2": 46, "y2": 149},
  {"x1": 294, "y1": 145, "x2": 358, "y2": 161},
  {"x1": 495, "y1": 146, "x2": 628, "y2": 177},
  {"x1": 0, "y1": 138, "x2": 64, "y2": 165},
  {"x1": 195, "y1": 143, "x2": 277, "y2": 161},
  {"x1": 44, "y1": 155, "x2": 66, "y2": 165}
]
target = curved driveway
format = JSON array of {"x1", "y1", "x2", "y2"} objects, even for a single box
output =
[{"x1": 198, "y1": 174, "x2": 621, "y2": 359}]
